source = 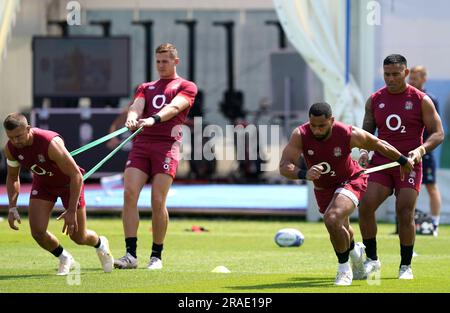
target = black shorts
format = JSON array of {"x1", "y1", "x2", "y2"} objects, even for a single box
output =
[{"x1": 422, "y1": 153, "x2": 436, "y2": 184}]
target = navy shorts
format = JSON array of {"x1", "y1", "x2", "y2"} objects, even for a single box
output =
[{"x1": 422, "y1": 153, "x2": 436, "y2": 184}]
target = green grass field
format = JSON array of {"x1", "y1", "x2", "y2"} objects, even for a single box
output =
[{"x1": 0, "y1": 217, "x2": 449, "y2": 293}]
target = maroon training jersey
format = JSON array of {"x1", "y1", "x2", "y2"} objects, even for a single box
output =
[
  {"x1": 133, "y1": 77, "x2": 197, "y2": 142},
  {"x1": 299, "y1": 121, "x2": 363, "y2": 189},
  {"x1": 7, "y1": 128, "x2": 81, "y2": 187},
  {"x1": 370, "y1": 85, "x2": 425, "y2": 165}
]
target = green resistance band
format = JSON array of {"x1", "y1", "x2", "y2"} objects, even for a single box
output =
[
  {"x1": 82, "y1": 127, "x2": 143, "y2": 181},
  {"x1": 70, "y1": 126, "x2": 129, "y2": 157}
]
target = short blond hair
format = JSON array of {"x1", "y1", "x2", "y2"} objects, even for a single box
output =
[
  {"x1": 410, "y1": 65, "x2": 427, "y2": 77},
  {"x1": 3, "y1": 113, "x2": 28, "y2": 131},
  {"x1": 155, "y1": 43, "x2": 178, "y2": 59}
]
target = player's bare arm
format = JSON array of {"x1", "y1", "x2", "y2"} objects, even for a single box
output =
[
  {"x1": 279, "y1": 128, "x2": 322, "y2": 180},
  {"x1": 279, "y1": 128, "x2": 302, "y2": 179},
  {"x1": 359, "y1": 98, "x2": 377, "y2": 167},
  {"x1": 48, "y1": 136, "x2": 82, "y2": 235},
  {"x1": 362, "y1": 98, "x2": 376, "y2": 134},
  {"x1": 4, "y1": 145, "x2": 21, "y2": 230},
  {"x1": 351, "y1": 126, "x2": 414, "y2": 174},
  {"x1": 107, "y1": 109, "x2": 128, "y2": 149},
  {"x1": 138, "y1": 95, "x2": 190, "y2": 128},
  {"x1": 409, "y1": 95, "x2": 445, "y2": 164},
  {"x1": 111, "y1": 109, "x2": 128, "y2": 132},
  {"x1": 126, "y1": 97, "x2": 145, "y2": 131},
  {"x1": 279, "y1": 128, "x2": 303, "y2": 179}
]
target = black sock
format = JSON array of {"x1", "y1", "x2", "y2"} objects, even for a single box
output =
[
  {"x1": 151, "y1": 243, "x2": 163, "y2": 260},
  {"x1": 363, "y1": 238, "x2": 378, "y2": 260},
  {"x1": 51, "y1": 245, "x2": 64, "y2": 257},
  {"x1": 400, "y1": 244, "x2": 414, "y2": 266},
  {"x1": 125, "y1": 237, "x2": 137, "y2": 258},
  {"x1": 94, "y1": 237, "x2": 101, "y2": 248},
  {"x1": 349, "y1": 240, "x2": 355, "y2": 252},
  {"x1": 335, "y1": 249, "x2": 350, "y2": 264}
]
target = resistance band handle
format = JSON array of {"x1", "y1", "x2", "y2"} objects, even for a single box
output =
[{"x1": 363, "y1": 161, "x2": 399, "y2": 174}]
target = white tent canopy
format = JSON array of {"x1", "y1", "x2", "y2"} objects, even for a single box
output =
[
  {"x1": 274, "y1": 0, "x2": 365, "y2": 126},
  {"x1": 0, "y1": 0, "x2": 21, "y2": 67}
]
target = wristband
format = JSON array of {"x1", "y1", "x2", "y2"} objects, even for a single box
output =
[
  {"x1": 297, "y1": 169, "x2": 307, "y2": 180},
  {"x1": 396, "y1": 155, "x2": 408, "y2": 166},
  {"x1": 419, "y1": 146, "x2": 426, "y2": 157},
  {"x1": 151, "y1": 115, "x2": 161, "y2": 124},
  {"x1": 7, "y1": 159, "x2": 20, "y2": 167}
]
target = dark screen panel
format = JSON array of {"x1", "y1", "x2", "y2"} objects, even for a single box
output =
[{"x1": 33, "y1": 37, "x2": 130, "y2": 98}]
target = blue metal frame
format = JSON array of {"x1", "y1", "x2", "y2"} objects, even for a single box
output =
[{"x1": 345, "y1": 0, "x2": 351, "y2": 84}]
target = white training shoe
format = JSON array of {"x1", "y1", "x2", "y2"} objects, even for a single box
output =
[
  {"x1": 96, "y1": 236, "x2": 114, "y2": 273},
  {"x1": 334, "y1": 269, "x2": 353, "y2": 286},
  {"x1": 57, "y1": 254, "x2": 75, "y2": 276},
  {"x1": 398, "y1": 265, "x2": 414, "y2": 280},
  {"x1": 433, "y1": 226, "x2": 439, "y2": 237},
  {"x1": 114, "y1": 252, "x2": 138, "y2": 269},
  {"x1": 350, "y1": 242, "x2": 367, "y2": 280},
  {"x1": 364, "y1": 258, "x2": 381, "y2": 277},
  {"x1": 147, "y1": 257, "x2": 163, "y2": 270}
]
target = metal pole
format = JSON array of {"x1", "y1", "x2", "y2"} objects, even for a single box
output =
[
  {"x1": 132, "y1": 21, "x2": 154, "y2": 82},
  {"x1": 89, "y1": 20, "x2": 111, "y2": 37},
  {"x1": 345, "y1": 0, "x2": 351, "y2": 84},
  {"x1": 265, "y1": 20, "x2": 287, "y2": 49},
  {"x1": 175, "y1": 20, "x2": 197, "y2": 82},
  {"x1": 213, "y1": 21, "x2": 235, "y2": 91}
]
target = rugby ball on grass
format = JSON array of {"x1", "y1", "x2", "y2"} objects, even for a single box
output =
[{"x1": 274, "y1": 228, "x2": 304, "y2": 247}]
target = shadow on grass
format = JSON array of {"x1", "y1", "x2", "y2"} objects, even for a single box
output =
[
  {"x1": 227, "y1": 276, "x2": 343, "y2": 291},
  {"x1": 0, "y1": 273, "x2": 54, "y2": 281},
  {"x1": 0, "y1": 267, "x2": 108, "y2": 281}
]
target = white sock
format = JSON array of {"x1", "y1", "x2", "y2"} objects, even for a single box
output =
[
  {"x1": 59, "y1": 249, "x2": 72, "y2": 261},
  {"x1": 349, "y1": 247, "x2": 359, "y2": 260},
  {"x1": 431, "y1": 215, "x2": 440, "y2": 226},
  {"x1": 338, "y1": 262, "x2": 351, "y2": 272}
]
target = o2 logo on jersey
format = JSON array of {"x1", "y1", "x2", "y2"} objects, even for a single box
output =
[
  {"x1": 152, "y1": 94, "x2": 168, "y2": 109},
  {"x1": 386, "y1": 114, "x2": 406, "y2": 133},
  {"x1": 408, "y1": 171, "x2": 416, "y2": 185},
  {"x1": 317, "y1": 162, "x2": 336, "y2": 176},
  {"x1": 163, "y1": 157, "x2": 171, "y2": 171},
  {"x1": 30, "y1": 164, "x2": 54, "y2": 177}
]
